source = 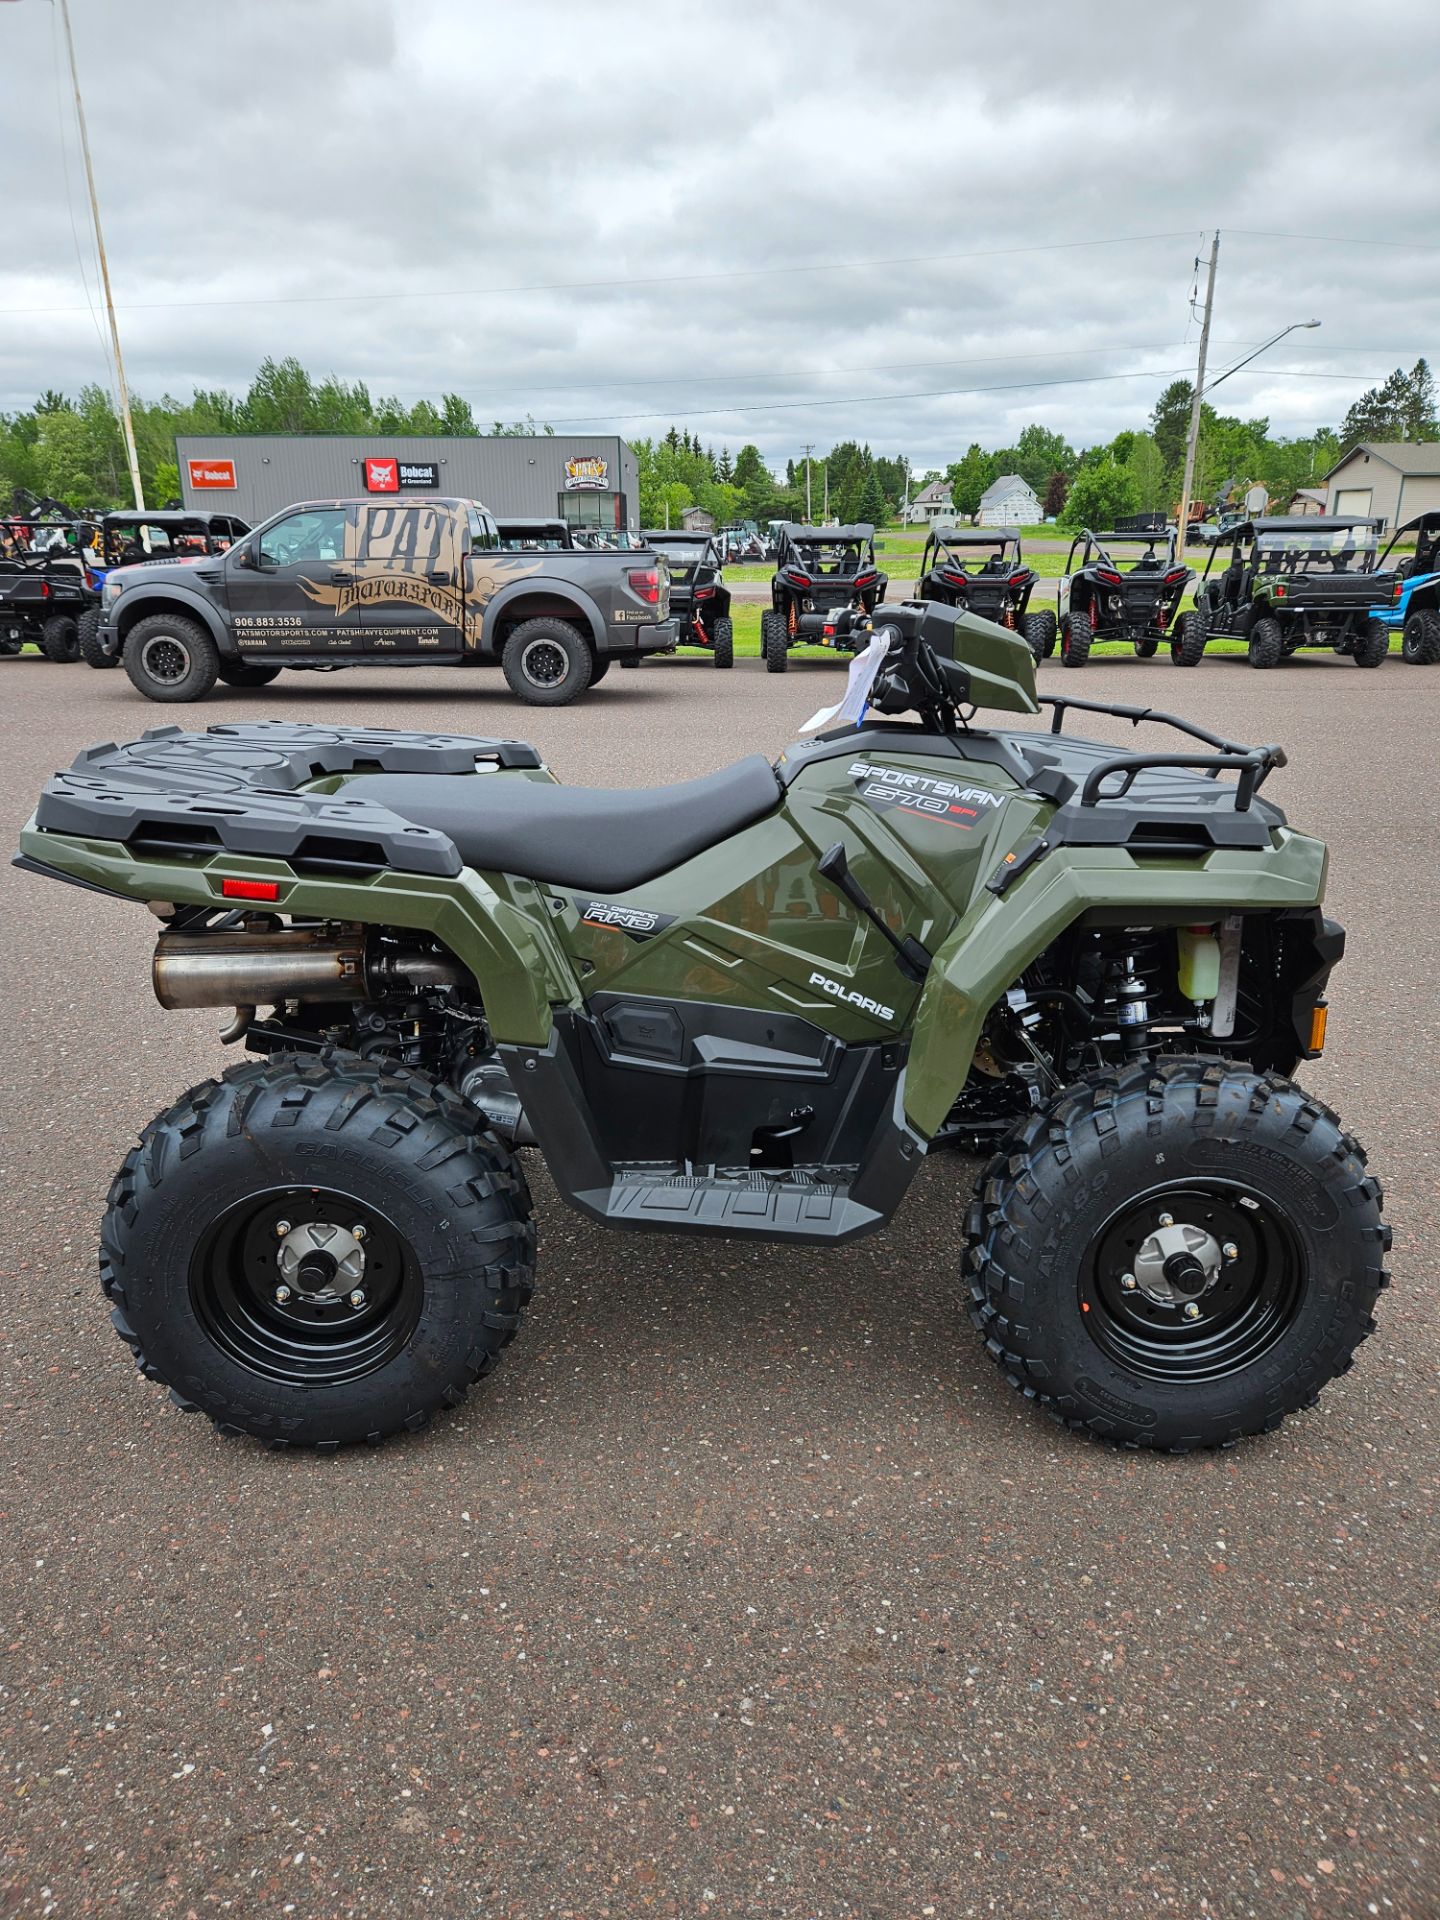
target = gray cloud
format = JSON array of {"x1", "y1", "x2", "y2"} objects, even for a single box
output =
[{"x1": 2, "y1": 0, "x2": 1435, "y2": 470}]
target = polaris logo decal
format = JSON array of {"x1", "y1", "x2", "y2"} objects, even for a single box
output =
[
  {"x1": 848, "y1": 759, "x2": 1004, "y2": 830},
  {"x1": 576, "y1": 898, "x2": 674, "y2": 938},
  {"x1": 809, "y1": 970, "x2": 895, "y2": 1022}
]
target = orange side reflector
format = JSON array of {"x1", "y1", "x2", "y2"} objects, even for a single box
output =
[
  {"x1": 1308, "y1": 1004, "x2": 1328, "y2": 1054},
  {"x1": 221, "y1": 878, "x2": 280, "y2": 902}
]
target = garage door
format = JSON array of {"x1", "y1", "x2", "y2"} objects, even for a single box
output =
[{"x1": 1334, "y1": 488, "x2": 1373, "y2": 516}]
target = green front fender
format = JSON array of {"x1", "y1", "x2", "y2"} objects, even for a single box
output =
[
  {"x1": 17, "y1": 819, "x2": 579, "y2": 1046},
  {"x1": 902, "y1": 831, "x2": 1329, "y2": 1137}
]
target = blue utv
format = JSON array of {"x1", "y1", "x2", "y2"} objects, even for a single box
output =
[{"x1": 1374, "y1": 511, "x2": 1440, "y2": 665}]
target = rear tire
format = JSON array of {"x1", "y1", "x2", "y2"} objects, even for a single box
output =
[
  {"x1": 761, "y1": 609, "x2": 789, "y2": 672},
  {"x1": 123, "y1": 612, "x2": 220, "y2": 701},
  {"x1": 1170, "y1": 609, "x2": 1208, "y2": 667},
  {"x1": 1060, "y1": 605, "x2": 1092, "y2": 667},
  {"x1": 1352, "y1": 618, "x2": 1389, "y2": 668},
  {"x1": 76, "y1": 606, "x2": 116, "y2": 669},
  {"x1": 964, "y1": 1058, "x2": 1389, "y2": 1452},
  {"x1": 1022, "y1": 611, "x2": 1055, "y2": 664},
  {"x1": 217, "y1": 660, "x2": 282, "y2": 688},
  {"x1": 100, "y1": 1054, "x2": 536, "y2": 1450},
  {"x1": 39, "y1": 614, "x2": 79, "y2": 663},
  {"x1": 1401, "y1": 608, "x2": 1440, "y2": 664},
  {"x1": 1247, "y1": 616, "x2": 1284, "y2": 670},
  {"x1": 500, "y1": 617, "x2": 592, "y2": 705},
  {"x1": 712, "y1": 616, "x2": 734, "y2": 668}
]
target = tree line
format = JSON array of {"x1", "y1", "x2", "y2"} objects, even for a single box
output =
[{"x1": 2, "y1": 352, "x2": 1432, "y2": 528}]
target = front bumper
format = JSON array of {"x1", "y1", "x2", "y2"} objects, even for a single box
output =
[{"x1": 95, "y1": 615, "x2": 123, "y2": 660}]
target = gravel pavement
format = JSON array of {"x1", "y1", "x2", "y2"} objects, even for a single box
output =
[{"x1": 1, "y1": 648, "x2": 1435, "y2": 1918}]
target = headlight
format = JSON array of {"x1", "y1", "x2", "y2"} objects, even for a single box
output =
[{"x1": 104, "y1": 578, "x2": 122, "y2": 603}]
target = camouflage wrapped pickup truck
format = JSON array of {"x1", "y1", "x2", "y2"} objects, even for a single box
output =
[{"x1": 90, "y1": 496, "x2": 678, "y2": 705}]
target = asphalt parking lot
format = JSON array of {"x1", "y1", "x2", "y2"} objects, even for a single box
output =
[{"x1": 1, "y1": 650, "x2": 1435, "y2": 1918}]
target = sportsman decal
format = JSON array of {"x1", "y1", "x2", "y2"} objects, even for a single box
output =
[{"x1": 848, "y1": 759, "x2": 1005, "y2": 831}]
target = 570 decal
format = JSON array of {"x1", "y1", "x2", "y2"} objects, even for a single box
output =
[{"x1": 849, "y1": 759, "x2": 1004, "y2": 830}]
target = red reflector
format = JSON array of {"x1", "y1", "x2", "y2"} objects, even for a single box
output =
[{"x1": 221, "y1": 878, "x2": 280, "y2": 901}]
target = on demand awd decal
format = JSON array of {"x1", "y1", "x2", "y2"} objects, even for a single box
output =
[{"x1": 849, "y1": 760, "x2": 1005, "y2": 830}]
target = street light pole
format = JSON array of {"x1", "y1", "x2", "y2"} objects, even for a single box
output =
[
  {"x1": 58, "y1": 0, "x2": 144, "y2": 510},
  {"x1": 1175, "y1": 231, "x2": 1218, "y2": 558}
]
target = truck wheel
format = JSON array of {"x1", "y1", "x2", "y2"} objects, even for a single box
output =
[
  {"x1": 39, "y1": 614, "x2": 80, "y2": 663},
  {"x1": 217, "y1": 660, "x2": 282, "y2": 688},
  {"x1": 964, "y1": 1057, "x2": 1389, "y2": 1452},
  {"x1": 1132, "y1": 636, "x2": 1159, "y2": 658},
  {"x1": 99, "y1": 1053, "x2": 536, "y2": 1450},
  {"x1": 1402, "y1": 609, "x2": 1440, "y2": 664},
  {"x1": 77, "y1": 607, "x2": 117, "y2": 669},
  {"x1": 1021, "y1": 611, "x2": 1054, "y2": 664},
  {"x1": 1170, "y1": 609, "x2": 1208, "y2": 667},
  {"x1": 1060, "y1": 606, "x2": 1092, "y2": 667},
  {"x1": 761, "y1": 610, "x2": 788, "y2": 673},
  {"x1": 123, "y1": 612, "x2": 220, "y2": 702},
  {"x1": 1247, "y1": 617, "x2": 1284, "y2": 670},
  {"x1": 1352, "y1": 619, "x2": 1390, "y2": 669},
  {"x1": 712, "y1": 616, "x2": 734, "y2": 669},
  {"x1": 501, "y1": 618, "x2": 592, "y2": 705}
]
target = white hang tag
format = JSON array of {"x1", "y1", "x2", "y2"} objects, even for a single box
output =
[{"x1": 799, "y1": 631, "x2": 889, "y2": 733}]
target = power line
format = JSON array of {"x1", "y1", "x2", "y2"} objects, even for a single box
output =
[
  {"x1": 1228, "y1": 228, "x2": 1440, "y2": 251},
  {"x1": 0, "y1": 229, "x2": 1197, "y2": 317}
]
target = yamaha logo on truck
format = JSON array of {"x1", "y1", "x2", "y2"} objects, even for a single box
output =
[
  {"x1": 849, "y1": 759, "x2": 1004, "y2": 830},
  {"x1": 809, "y1": 971, "x2": 895, "y2": 1022}
]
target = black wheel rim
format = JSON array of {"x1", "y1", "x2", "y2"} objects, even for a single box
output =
[
  {"x1": 141, "y1": 634, "x2": 191, "y2": 683},
  {"x1": 520, "y1": 637, "x2": 568, "y2": 687},
  {"x1": 191, "y1": 1186, "x2": 423, "y2": 1387},
  {"x1": 1082, "y1": 1180, "x2": 1303, "y2": 1383}
]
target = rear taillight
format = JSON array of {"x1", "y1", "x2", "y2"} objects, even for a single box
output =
[
  {"x1": 787, "y1": 571, "x2": 812, "y2": 588},
  {"x1": 695, "y1": 584, "x2": 715, "y2": 600},
  {"x1": 1164, "y1": 568, "x2": 1188, "y2": 584},
  {"x1": 627, "y1": 567, "x2": 661, "y2": 605},
  {"x1": 855, "y1": 571, "x2": 877, "y2": 587},
  {"x1": 941, "y1": 569, "x2": 969, "y2": 588},
  {"x1": 1097, "y1": 569, "x2": 1122, "y2": 586},
  {"x1": 1392, "y1": 578, "x2": 1405, "y2": 602},
  {"x1": 40, "y1": 580, "x2": 51, "y2": 600}
]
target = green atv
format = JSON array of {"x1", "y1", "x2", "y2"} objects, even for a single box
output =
[{"x1": 16, "y1": 605, "x2": 1388, "y2": 1454}]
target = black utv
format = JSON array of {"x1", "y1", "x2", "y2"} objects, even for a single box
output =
[
  {"x1": 761, "y1": 523, "x2": 887, "y2": 672},
  {"x1": 643, "y1": 531, "x2": 734, "y2": 667},
  {"x1": 79, "y1": 511, "x2": 252, "y2": 667},
  {"x1": 0, "y1": 518, "x2": 99, "y2": 662},
  {"x1": 1057, "y1": 528, "x2": 1199, "y2": 668},
  {"x1": 1194, "y1": 516, "x2": 1393, "y2": 670},
  {"x1": 914, "y1": 526, "x2": 1057, "y2": 663}
]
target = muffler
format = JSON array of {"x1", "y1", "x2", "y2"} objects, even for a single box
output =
[{"x1": 152, "y1": 930, "x2": 461, "y2": 1011}]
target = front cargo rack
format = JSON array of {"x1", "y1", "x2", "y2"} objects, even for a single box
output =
[{"x1": 28, "y1": 721, "x2": 545, "y2": 879}]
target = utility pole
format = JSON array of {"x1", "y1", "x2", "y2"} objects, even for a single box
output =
[
  {"x1": 802, "y1": 444, "x2": 813, "y2": 522},
  {"x1": 1175, "y1": 230, "x2": 1218, "y2": 558},
  {"x1": 822, "y1": 461, "x2": 829, "y2": 520},
  {"x1": 59, "y1": 0, "x2": 144, "y2": 509}
]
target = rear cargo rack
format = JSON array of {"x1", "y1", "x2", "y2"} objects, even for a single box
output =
[
  {"x1": 30, "y1": 721, "x2": 545, "y2": 879},
  {"x1": 1041, "y1": 694, "x2": 1286, "y2": 809}
]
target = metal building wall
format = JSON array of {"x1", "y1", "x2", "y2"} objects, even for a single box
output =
[{"x1": 174, "y1": 434, "x2": 639, "y2": 526}]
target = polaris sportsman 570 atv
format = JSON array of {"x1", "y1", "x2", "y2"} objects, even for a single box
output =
[
  {"x1": 1058, "y1": 528, "x2": 1200, "y2": 667},
  {"x1": 1196, "y1": 516, "x2": 1394, "y2": 669},
  {"x1": 17, "y1": 603, "x2": 1388, "y2": 1454},
  {"x1": 913, "y1": 526, "x2": 1057, "y2": 664},
  {"x1": 761, "y1": 523, "x2": 887, "y2": 672}
]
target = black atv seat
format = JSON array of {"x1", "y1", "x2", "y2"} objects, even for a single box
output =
[{"x1": 341, "y1": 757, "x2": 783, "y2": 891}]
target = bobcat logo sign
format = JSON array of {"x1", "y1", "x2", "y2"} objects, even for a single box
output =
[{"x1": 364, "y1": 458, "x2": 400, "y2": 493}]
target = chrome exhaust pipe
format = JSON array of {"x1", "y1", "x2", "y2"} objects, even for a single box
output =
[{"x1": 153, "y1": 931, "x2": 461, "y2": 1010}]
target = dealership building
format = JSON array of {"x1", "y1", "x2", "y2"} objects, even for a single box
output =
[{"x1": 174, "y1": 433, "x2": 641, "y2": 531}]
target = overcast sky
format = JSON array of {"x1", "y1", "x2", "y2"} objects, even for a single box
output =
[{"x1": 2, "y1": 0, "x2": 1436, "y2": 474}]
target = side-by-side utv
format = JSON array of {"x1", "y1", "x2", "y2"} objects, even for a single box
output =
[
  {"x1": 1193, "y1": 516, "x2": 1393, "y2": 669},
  {"x1": 641, "y1": 531, "x2": 734, "y2": 667},
  {"x1": 1057, "y1": 528, "x2": 1199, "y2": 667},
  {"x1": 761, "y1": 523, "x2": 887, "y2": 671},
  {"x1": 1373, "y1": 510, "x2": 1440, "y2": 665},
  {"x1": 913, "y1": 526, "x2": 1057, "y2": 662},
  {"x1": 17, "y1": 601, "x2": 1388, "y2": 1457}
]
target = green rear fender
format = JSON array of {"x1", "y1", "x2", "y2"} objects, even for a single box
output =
[{"x1": 903, "y1": 830, "x2": 1329, "y2": 1137}]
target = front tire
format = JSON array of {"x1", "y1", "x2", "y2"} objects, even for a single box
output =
[
  {"x1": 1352, "y1": 618, "x2": 1389, "y2": 668},
  {"x1": 1132, "y1": 636, "x2": 1159, "y2": 659},
  {"x1": 500, "y1": 617, "x2": 592, "y2": 705},
  {"x1": 761, "y1": 609, "x2": 789, "y2": 672},
  {"x1": 1401, "y1": 608, "x2": 1440, "y2": 664},
  {"x1": 712, "y1": 615, "x2": 734, "y2": 668},
  {"x1": 1060, "y1": 605, "x2": 1092, "y2": 667},
  {"x1": 1247, "y1": 616, "x2": 1284, "y2": 670},
  {"x1": 217, "y1": 659, "x2": 282, "y2": 688},
  {"x1": 100, "y1": 1054, "x2": 536, "y2": 1449},
  {"x1": 964, "y1": 1059, "x2": 1389, "y2": 1451},
  {"x1": 39, "y1": 613, "x2": 80, "y2": 663},
  {"x1": 77, "y1": 606, "x2": 117, "y2": 669},
  {"x1": 1170, "y1": 608, "x2": 1208, "y2": 667},
  {"x1": 123, "y1": 612, "x2": 220, "y2": 701}
]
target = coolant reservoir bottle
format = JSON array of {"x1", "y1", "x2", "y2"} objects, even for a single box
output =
[{"x1": 1177, "y1": 925, "x2": 1222, "y2": 1004}]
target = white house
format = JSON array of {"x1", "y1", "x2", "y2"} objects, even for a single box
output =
[
  {"x1": 976, "y1": 474, "x2": 1041, "y2": 526},
  {"x1": 904, "y1": 478, "x2": 954, "y2": 526}
]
